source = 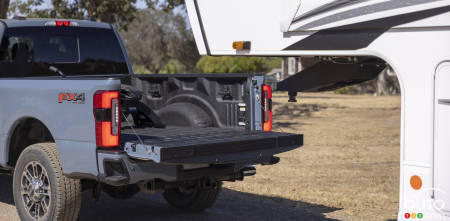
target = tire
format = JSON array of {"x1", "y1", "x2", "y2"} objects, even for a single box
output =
[
  {"x1": 13, "y1": 143, "x2": 82, "y2": 221},
  {"x1": 163, "y1": 182, "x2": 222, "y2": 212}
]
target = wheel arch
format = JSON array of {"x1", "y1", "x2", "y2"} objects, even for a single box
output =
[
  {"x1": 5, "y1": 116, "x2": 55, "y2": 167},
  {"x1": 162, "y1": 94, "x2": 223, "y2": 127}
]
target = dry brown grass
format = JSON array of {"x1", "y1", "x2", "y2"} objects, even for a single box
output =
[{"x1": 224, "y1": 92, "x2": 401, "y2": 220}]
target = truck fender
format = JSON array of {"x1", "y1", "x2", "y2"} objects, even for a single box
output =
[{"x1": 2, "y1": 116, "x2": 55, "y2": 167}]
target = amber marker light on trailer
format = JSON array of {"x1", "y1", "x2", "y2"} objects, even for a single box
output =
[
  {"x1": 232, "y1": 41, "x2": 251, "y2": 50},
  {"x1": 93, "y1": 91, "x2": 120, "y2": 148},
  {"x1": 410, "y1": 175, "x2": 422, "y2": 190}
]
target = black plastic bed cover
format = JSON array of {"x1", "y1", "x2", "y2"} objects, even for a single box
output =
[{"x1": 121, "y1": 127, "x2": 303, "y2": 164}]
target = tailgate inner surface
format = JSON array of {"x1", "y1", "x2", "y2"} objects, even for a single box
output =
[{"x1": 121, "y1": 127, "x2": 303, "y2": 163}]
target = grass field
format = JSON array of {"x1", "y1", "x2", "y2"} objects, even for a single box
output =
[{"x1": 224, "y1": 92, "x2": 401, "y2": 220}]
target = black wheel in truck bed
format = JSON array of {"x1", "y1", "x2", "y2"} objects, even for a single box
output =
[{"x1": 121, "y1": 127, "x2": 303, "y2": 164}]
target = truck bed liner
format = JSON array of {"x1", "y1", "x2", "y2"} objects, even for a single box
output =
[{"x1": 121, "y1": 127, "x2": 303, "y2": 164}]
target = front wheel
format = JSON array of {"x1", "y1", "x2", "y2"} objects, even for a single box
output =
[
  {"x1": 13, "y1": 143, "x2": 82, "y2": 221},
  {"x1": 163, "y1": 182, "x2": 222, "y2": 212}
]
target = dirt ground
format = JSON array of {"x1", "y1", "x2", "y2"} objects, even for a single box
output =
[{"x1": 0, "y1": 92, "x2": 401, "y2": 221}]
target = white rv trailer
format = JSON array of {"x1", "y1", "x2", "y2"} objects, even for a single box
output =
[{"x1": 185, "y1": 0, "x2": 450, "y2": 220}]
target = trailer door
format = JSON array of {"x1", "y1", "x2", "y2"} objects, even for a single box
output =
[{"x1": 434, "y1": 62, "x2": 450, "y2": 212}]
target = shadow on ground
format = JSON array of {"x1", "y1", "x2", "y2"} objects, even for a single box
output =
[
  {"x1": 0, "y1": 174, "x2": 340, "y2": 221},
  {"x1": 273, "y1": 103, "x2": 328, "y2": 118},
  {"x1": 0, "y1": 175, "x2": 14, "y2": 205},
  {"x1": 78, "y1": 188, "x2": 341, "y2": 221}
]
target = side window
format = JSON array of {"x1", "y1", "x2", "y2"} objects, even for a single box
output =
[
  {"x1": 0, "y1": 34, "x2": 79, "y2": 78},
  {"x1": 0, "y1": 37, "x2": 34, "y2": 63},
  {"x1": 0, "y1": 36, "x2": 37, "y2": 77},
  {"x1": 0, "y1": 35, "x2": 78, "y2": 64}
]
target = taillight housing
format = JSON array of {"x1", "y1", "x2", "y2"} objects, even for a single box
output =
[
  {"x1": 262, "y1": 85, "x2": 272, "y2": 131},
  {"x1": 94, "y1": 91, "x2": 120, "y2": 148}
]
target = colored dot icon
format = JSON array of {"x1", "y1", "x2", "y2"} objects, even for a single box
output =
[{"x1": 404, "y1": 213, "x2": 423, "y2": 219}]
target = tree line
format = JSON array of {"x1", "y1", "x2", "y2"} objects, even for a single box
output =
[{"x1": 0, "y1": 0, "x2": 281, "y2": 74}]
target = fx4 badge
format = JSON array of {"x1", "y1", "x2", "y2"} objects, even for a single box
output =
[{"x1": 58, "y1": 92, "x2": 85, "y2": 104}]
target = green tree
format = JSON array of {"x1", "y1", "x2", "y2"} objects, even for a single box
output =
[
  {"x1": 79, "y1": 0, "x2": 137, "y2": 28},
  {"x1": 263, "y1": 57, "x2": 283, "y2": 71},
  {"x1": 196, "y1": 56, "x2": 280, "y2": 73},
  {"x1": 145, "y1": 0, "x2": 185, "y2": 10},
  {"x1": 9, "y1": 0, "x2": 45, "y2": 18},
  {"x1": 9, "y1": 0, "x2": 137, "y2": 29},
  {"x1": 120, "y1": 9, "x2": 199, "y2": 73}
]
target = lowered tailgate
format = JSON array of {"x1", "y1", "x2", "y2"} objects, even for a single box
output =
[{"x1": 121, "y1": 127, "x2": 302, "y2": 164}]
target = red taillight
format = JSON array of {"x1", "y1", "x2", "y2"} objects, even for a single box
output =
[
  {"x1": 262, "y1": 85, "x2": 272, "y2": 131},
  {"x1": 94, "y1": 91, "x2": 120, "y2": 148},
  {"x1": 55, "y1": 21, "x2": 70, "y2": 27}
]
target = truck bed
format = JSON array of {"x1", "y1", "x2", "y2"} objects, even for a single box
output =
[
  {"x1": 121, "y1": 127, "x2": 303, "y2": 164},
  {"x1": 124, "y1": 74, "x2": 265, "y2": 131}
]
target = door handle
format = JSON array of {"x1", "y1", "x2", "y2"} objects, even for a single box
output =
[{"x1": 438, "y1": 99, "x2": 450, "y2": 105}]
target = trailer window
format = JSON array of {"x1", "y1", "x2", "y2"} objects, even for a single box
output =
[{"x1": 0, "y1": 27, "x2": 129, "y2": 77}]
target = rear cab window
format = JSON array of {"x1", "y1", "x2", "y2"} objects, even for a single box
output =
[{"x1": 0, "y1": 26, "x2": 130, "y2": 77}]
